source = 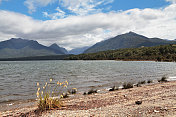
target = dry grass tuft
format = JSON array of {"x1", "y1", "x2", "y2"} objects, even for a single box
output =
[{"x1": 36, "y1": 79, "x2": 68, "y2": 111}]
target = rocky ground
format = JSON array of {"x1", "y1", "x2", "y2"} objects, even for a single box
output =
[{"x1": 1, "y1": 81, "x2": 176, "y2": 117}]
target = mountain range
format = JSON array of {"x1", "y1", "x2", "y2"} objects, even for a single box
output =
[
  {"x1": 0, "y1": 38, "x2": 68, "y2": 58},
  {"x1": 84, "y1": 32, "x2": 176, "y2": 53},
  {"x1": 0, "y1": 32, "x2": 176, "y2": 58}
]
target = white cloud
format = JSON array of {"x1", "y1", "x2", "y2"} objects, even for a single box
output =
[
  {"x1": 58, "y1": 0, "x2": 114, "y2": 16},
  {"x1": 43, "y1": 7, "x2": 66, "y2": 19},
  {"x1": 42, "y1": 0, "x2": 114, "y2": 20},
  {"x1": 24, "y1": 0, "x2": 113, "y2": 15},
  {"x1": 24, "y1": 0, "x2": 56, "y2": 13},
  {"x1": 0, "y1": 3, "x2": 176, "y2": 50}
]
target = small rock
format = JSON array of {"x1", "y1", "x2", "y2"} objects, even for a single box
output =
[
  {"x1": 135, "y1": 101, "x2": 142, "y2": 105},
  {"x1": 7, "y1": 103, "x2": 14, "y2": 106},
  {"x1": 109, "y1": 88, "x2": 115, "y2": 91},
  {"x1": 154, "y1": 110, "x2": 160, "y2": 113}
]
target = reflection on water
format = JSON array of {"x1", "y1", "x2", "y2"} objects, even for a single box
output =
[{"x1": 0, "y1": 60, "x2": 176, "y2": 103}]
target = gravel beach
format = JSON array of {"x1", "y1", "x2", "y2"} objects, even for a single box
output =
[{"x1": 1, "y1": 81, "x2": 176, "y2": 117}]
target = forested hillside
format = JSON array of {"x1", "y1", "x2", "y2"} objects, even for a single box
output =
[{"x1": 66, "y1": 44, "x2": 176, "y2": 62}]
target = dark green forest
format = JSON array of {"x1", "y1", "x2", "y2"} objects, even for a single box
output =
[
  {"x1": 0, "y1": 55, "x2": 71, "y2": 61},
  {"x1": 66, "y1": 44, "x2": 176, "y2": 62}
]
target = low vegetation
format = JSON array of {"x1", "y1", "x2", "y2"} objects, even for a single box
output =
[
  {"x1": 147, "y1": 80, "x2": 153, "y2": 83},
  {"x1": 122, "y1": 82, "x2": 134, "y2": 89},
  {"x1": 138, "y1": 80, "x2": 146, "y2": 84},
  {"x1": 66, "y1": 45, "x2": 176, "y2": 62},
  {"x1": 83, "y1": 92, "x2": 87, "y2": 95},
  {"x1": 158, "y1": 76, "x2": 168, "y2": 82},
  {"x1": 36, "y1": 79, "x2": 68, "y2": 111},
  {"x1": 62, "y1": 92, "x2": 69, "y2": 98},
  {"x1": 109, "y1": 86, "x2": 119, "y2": 91},
  {"x1": 35, "y1": 76, "x2": 169, "y2": 111},
  {"x1": 68, "y1": 88, "x2": 77, "y2": 94},
  {"x1": 87, "y1": 88, "x2": 98, "y2": 95}
]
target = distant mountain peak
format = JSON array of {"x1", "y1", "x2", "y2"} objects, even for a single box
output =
[
  {"x1": 84, "y1": 32, "x2": 176, "y2": 53},
  {"x1": 9, "y1": 38, "x2": 38, "y2": 43},
  {"x1": 0, "y1": 38, "x2": 67, "y2": 58},
  {"x1": 9, "y1": 38, "x2": 27, "y2": 42},
  {"x1": 128, "y1": 31, "x2": 136, "y2": 34},
  {"x1": 50, "y1": 43, "x2": 59, "y2": 47},
  {"x1": 10, "y1": 38, "x2": 22, "y2": 40},
  {"x1": 125, "y1": 31, "x2": 142, "y2": 36},
  {"x1": 50, "y1": 43, "x2": 57, "y2": 45},
  {"x1": 49, "y1": 43, "x2": 68, "y2": 54}
]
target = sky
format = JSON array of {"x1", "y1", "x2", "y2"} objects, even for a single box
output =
[{"x1": 0, "y1": 0, "x2": 176, "y2": 50}]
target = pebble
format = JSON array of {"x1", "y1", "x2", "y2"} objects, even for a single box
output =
[
  {"x1": 154, "y1": 110, "x2": 160, "y2": 113},
  {"x1": 135, "y1": 101, "x2": 142, "y2": 105},
  {"x1": 7, "y1": 103, "x2": 14, "y2": 106}
]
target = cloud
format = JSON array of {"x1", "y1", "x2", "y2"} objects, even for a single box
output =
[
  {"x1": 0, "y1": 3, "x2": 176, "y2": 50},
  {"x1": 24, "y1": 0, "x2": 114, "y2": 15},
  {"x1": 42, "y1": 0, "x2": 114, "y2": 19},
  {"x1": 166, "y1": 0, "x2": 176, "y2": 3},
  {"x1": 0, "y1": 0, "x2": 8, "y2": 4},
  {"x1": 58, "y1": 0, "x2": 114, "y2": 16},
  {"x1": 43, "y1": 7, "x2": 66, "y2": 19},
  {"x1": 24, "y1": 0, "x2": 56, "y2": 13}
]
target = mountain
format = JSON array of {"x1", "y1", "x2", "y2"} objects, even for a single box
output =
[
  {"x1": 0, "y1": 38, "x2": 67, "y2": 58},
  {"x1": 84, "y1": 32, "x2": 176, "y2": 53},
  {"x1": 69, "y1": 46, "x2": 90, "y2": 55},
  {"x1": 49, "y1": 43, "x2": 68, "y2": 54}
]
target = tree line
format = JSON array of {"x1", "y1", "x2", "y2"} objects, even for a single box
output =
[{"x1": 66, "y1": 44, "x2": 176, "y2": 62}]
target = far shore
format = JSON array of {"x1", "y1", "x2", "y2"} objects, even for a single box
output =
[{"x1": 1, "y1": 81, "x2": 176, "y2": 117}]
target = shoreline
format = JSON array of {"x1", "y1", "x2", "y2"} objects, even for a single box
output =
[{"x1": 1, "y1": 81, "x2": 176, "y2": 117}]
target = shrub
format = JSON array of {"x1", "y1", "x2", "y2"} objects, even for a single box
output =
[
  {"x1": 122, "y1": 82, "x2": 133, "y2": 89},
  {"x1": 136, "y1": 83, "x2": 141, "y2": 87},
  {"x1": 147, "y1": 80, "x2": 153, "y2": 83},
  {"x1": 83, "y1": 92, "x2": 87, "y2": 95},
  {"x1": 137, "y1": 80, "x2": 146, "y2": 86},
  {"x1": 36, "y1": 79, "x2": 68, "y2": 111},
  {"x1": 158, "y1": 76, "x2": 168, "y2": 82},
  {"x1": 62, "y1": 92, "x2": 69, "y2": 98},
  {"x1": 109, "y1": 86, "x2": 118, "y2": 91},
  {"x1": 140, "y1": 80, "x2": 146, "y2": 84},
  {"x1": 87, "y1": 89, "x2": 97, "y2": 95},
  {"x1": 68, "y1": 88, "x2": 77, "y2": 94}
]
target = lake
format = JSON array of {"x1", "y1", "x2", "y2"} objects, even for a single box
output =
[{"x1": 0, "y1": 60, "x2": 176, "y2": 105}]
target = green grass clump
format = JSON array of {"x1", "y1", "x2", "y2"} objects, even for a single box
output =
[
  {"x1": 36, "y1": 79, "x2": 68, "y2": 111},
  {"x1": 122, "y1": 82, "x2": 133, "y2": 89},
  {"x1": 87, "y1": 89, "x2": 97, "y2": 95}
]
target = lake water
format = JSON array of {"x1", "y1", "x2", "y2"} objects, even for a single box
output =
[{"x1": 0, "y1": 60, "x2": 176, "y2": 105}]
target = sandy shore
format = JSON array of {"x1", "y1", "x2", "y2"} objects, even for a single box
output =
[{"x1": 1, "y1": 81, "x2": 176, "y2": 117}]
